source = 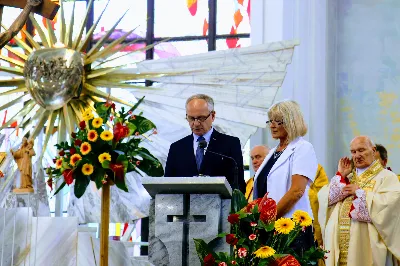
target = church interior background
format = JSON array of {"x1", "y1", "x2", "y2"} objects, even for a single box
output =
[{"x1": 0, "y1": 0, "x2": 399, "y2": 264}]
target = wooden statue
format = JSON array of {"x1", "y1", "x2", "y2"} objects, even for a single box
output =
[
  {"x1": 0, "y1": 0, "x2": 59, "y2": 49},
  {"x1": 11, "y1": 137, "x2": 36, "y2": 193}
]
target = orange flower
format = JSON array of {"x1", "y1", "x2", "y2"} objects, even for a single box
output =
[
  {"x1": 70, "y1": 154, "x2": 82, "y2": 166},
  {"x1": 82, "y1": 163, "x2": 94, "y2": 175},
  {"x1": 87, "y1": 130, "x2": 98, "y2": 142},
  {"x1": 55, "y1": 158, "x2": 63, "y2": 169},
  {"x1": 80, "y1": 142, "x2": 91, "y2": 155}
]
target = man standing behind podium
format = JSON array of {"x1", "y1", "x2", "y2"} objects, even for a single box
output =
[{"x1": 165, "y1": 94, "x2": 245, "y2": 193}]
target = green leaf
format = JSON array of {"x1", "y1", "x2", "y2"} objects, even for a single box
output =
[
  {"x1": 126, "y1": 122, "x2": 137, "y2": 136},
  {"x1": 231, "y1": 189, "x2": 248, "y2": 213},
  {"x1": 127, "y1": 96, "x2": 145, "y2": 114},
  {"x1": 52, "y1": 181, "x2": 66, "y2": 197},
  {"x1": 131, "y1": 116, "x2": 156, "y2": 134},
  {"x1": 217, "y1": 233, "x2": 228, "y2": 238},
  {"x1": 260, "y1": 220, "x2": 275, "y2": 232},
  {"x1": 74, "y1": 175, "x2": 90, "y2": 198},
  {"x1": 193, "y1": 238, "x2": 212, "y2": 264},
  {"x1": 102, "y1": 160, "x2": 111, "y2": 169},
  {"x1": 94, "y1": 168, "x2": 105, "y2": 189}
]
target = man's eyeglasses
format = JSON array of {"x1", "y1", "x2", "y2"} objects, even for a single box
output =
[
  {"x1": 266, "y1": 119, "x2": 284, "y2": 125},
  {"x1": 186, "y1": 112, "x2": 213, "y2": 123}
]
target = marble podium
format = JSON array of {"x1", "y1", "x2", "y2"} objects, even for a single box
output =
[{"x1": 142, "y1": 177, "x2": 232, "y2": 266}]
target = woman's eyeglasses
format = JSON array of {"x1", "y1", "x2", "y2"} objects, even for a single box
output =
[{"x1": 266, "y1": 120, "x2": 284, "y2": 125}]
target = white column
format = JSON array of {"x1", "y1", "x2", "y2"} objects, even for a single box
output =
[{"x1": 250, "y1": 0, "x2": 335, "y2": 176}]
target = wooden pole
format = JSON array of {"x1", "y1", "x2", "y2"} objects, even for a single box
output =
[{"x1": 100, "y1": 182, "x2": 110, "y2": 266}]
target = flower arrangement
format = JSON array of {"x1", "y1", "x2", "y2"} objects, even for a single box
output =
[
  {"x1": 45, "y1": 97, "x2": 164, "y2": 198},
  {"x1": 195, "y1": 190, "x2": 327, "y2": 266}
]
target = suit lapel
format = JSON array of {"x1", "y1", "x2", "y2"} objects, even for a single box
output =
[
  {"x1": 185, "y1": 134, "x2": 198, "y2": 173},
  {"x1": 254, "y1": 137, "x2": 300, "y2": 182}
]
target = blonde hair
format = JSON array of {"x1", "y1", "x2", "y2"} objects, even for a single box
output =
[{"x1": 268, "y1": 100, "x2": 307, "y2": 143}]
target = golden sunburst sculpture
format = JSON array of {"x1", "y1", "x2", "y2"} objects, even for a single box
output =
[{"x1": 0, "y1": 0, "x2": 164, "y2": 157}]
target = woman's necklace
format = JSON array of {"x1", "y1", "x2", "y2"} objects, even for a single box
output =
[{"x1": 273, "y1": 143, "x2": 287, "y2": 159}]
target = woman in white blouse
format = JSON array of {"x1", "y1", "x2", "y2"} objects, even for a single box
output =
[{"x1": 253, "y1": 100, "x2": 318, "y2": 250}]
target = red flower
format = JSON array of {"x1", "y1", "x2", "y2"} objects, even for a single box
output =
[
  {"x1": 110, "y1": 163, "x2": 125, "y2": 181},
  {"x1": 71, "y1": 132, "x2": 77, "y2": 138},
  {"x1": 74, "y1": 139, "x2": 82, "y2": 146},
  {"x1": 105, "y1": 101, "x2": 116, "y2": 110},
  {"x1": 272, "y1": 255, "x2": 301, "y2": 266},
  {"x1": 203, "y1": 254, "x2": 215, "y2": 266},
  {"x1": 47, "y1": 178, "x2": 53, "y2": 191},
  {"x1": 242, "y1": 198, "x2": 262, "y2": 213},
  {"x1": 237, "y1": 247, "x2": 247, "y2": 258},
  {"x1": 59, "y1": 150, "x2": 65, "y2": 156},
  {"x1": 218, "y1": 262, "x2": 227, "y2": 266},
  {"x1": 62, "y1": 169, "x2": 74, "y2": 185},
  {"x1": 227, "y1": 213, "x2": 240, "y2": 224},
  {"x1": 136, "y1": 161, "x2": 141, "y2": 166},
  {"x1": 231, "y1": 261, "x2": 237, "y2": 265},
  {"x1": 79, "y1": 120, "x2": 86, "y2": 130},
  {"x1": 225, "y1": 234, "x2": 238, "y2": 246},
  {"x1": 249, "y1": 234, "x2": 256, "y2": 241},
  {"x1": 113, "y1": 122, "x2": 130, "y2": 142},
  {"x1": 70, "y1": 147, "x2": 76, "y2": 155},
  {"x1": 259, "y1": 193, "x2": 277, "y2": 224},
  {"x1": 250, "y1": 222, "x2": 257, "y2": 227}
]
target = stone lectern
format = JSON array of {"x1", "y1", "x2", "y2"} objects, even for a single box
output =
[{"x1": 142, "y1": 176, "x2": 232, "y2": 266}]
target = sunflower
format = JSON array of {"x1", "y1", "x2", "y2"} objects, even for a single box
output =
[
  {"x1": 274, "y1": 218, "x2": 295, "y2": 234},
  {"x1": 55, "y1": 158, "x2": 63, "y2": 169},
  {"x1": 292, "y1": 210, "x2": 312, "y2": 227},
  {"x1": 81, "y1": 163, "x2": 94, "y2": 175},
  {"x1": 82, "y1": 109, "x2": 94, "y2": 121},
  {"x1": 80, "y1": 142, "x2": 92, "y2": 155},
  {"x1": 92, "y1": 118, "x2": 103, "y2": 129},
  {"x1": 100, "y1": 131, "x2": 113, "y2": 141},
  {"x1": 253, "y1": 246, "x2": 276, "y2": 259},
  {"x1": 98, "y1": 152, "x2": 111, "y2": 164},
  {"x1": 87, "y1": 130, "x2": 98, "y2": 142},
  {"x1": 70, "y1": 154, "x2": 82, "y2": 166}
]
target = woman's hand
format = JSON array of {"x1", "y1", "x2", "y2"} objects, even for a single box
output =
[{"x1": 338, "y1": 157, "x2": 352, "y2": 177}]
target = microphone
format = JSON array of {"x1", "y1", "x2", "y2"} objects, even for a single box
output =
[{"x1": 198, "y1": 140, "x2": 239, "y2": 190}]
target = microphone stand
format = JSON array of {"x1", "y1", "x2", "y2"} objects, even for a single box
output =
[{"x1": 205, "y1": 149, "x2": 239, "y2": 191}]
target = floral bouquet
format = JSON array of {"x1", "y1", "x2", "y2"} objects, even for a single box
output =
[
  {"x1": 195, "y1": 190, "x2": 327, "y2": 266},
  {"x1": 45, "y1": 97, "x2": 164, "y2": 198}
]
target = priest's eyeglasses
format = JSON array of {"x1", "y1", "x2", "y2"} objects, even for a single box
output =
[
  {"x1": 266, "y1": 120, "x2": 284, "y2": 125},
  {"x1": 186, "y1": 112, "x2": 213, "y2": 123}
]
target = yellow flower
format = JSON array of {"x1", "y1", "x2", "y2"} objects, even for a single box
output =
[
  {"x1": 100, "y1": 130, "x2": 113, "y2": 141},
  {"x1": 274, "y1": 218, "x2": 295, "y2": 234},
  {"x1": 55, "y1": 158, "x2": 63, "y2": 169},
  {"x1": 253, "y1": 246, "x2": 275, "y2": 259},
  {"x1": 80, "y1": 142, "x2": 92, "y2": 155},
  {"x1": 82, "y1": 163, "x2": 94, "y2": 175},
  {"x1": 92, "y1": 117, "x2": 103, "y2": 128},
  {"x1": 98, "y1": 152, "x2": 111, "y2": 164},
  {"x1": 292, "y1": 210, "x2": 313, "y2": 227},
  {"x1": 87, "y1": 130, "x2": 98, "y2": 142},
  {"x1": 70, "y1": 154, "x2": 82, "y2": 166},
  {"x1": 82, "y1": 109, "x2": 94, "y2": 121}
]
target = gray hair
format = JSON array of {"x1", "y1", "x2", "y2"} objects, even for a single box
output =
[{"x1": 185, "y1": 94, "x2": 214, "y2": 112}]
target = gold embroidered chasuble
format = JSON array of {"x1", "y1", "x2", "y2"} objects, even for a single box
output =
[{"x1": 318, "y1": 161, "x2": 400, "y2": 266}]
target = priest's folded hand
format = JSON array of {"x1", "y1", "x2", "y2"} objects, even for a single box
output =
[{"x1": 342, "y1": 183, "x2": 360, "y2": 196}]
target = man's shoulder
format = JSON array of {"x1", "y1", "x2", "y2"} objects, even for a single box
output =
[
  {"x1": 213, "y1": 130, "x2": 239, "y2": 142},
  {"x1": 170, "y1": 135, "x2": 192, "y2": 147}
]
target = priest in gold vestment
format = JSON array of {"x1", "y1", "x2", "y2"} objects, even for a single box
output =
[{"x1": 318, "y1": 136, "x2": 400, "y2": 266}]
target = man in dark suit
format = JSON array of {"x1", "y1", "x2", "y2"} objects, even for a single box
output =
[{"x1": 165, "y1": 94, "x2": 245, "y2": 193}]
